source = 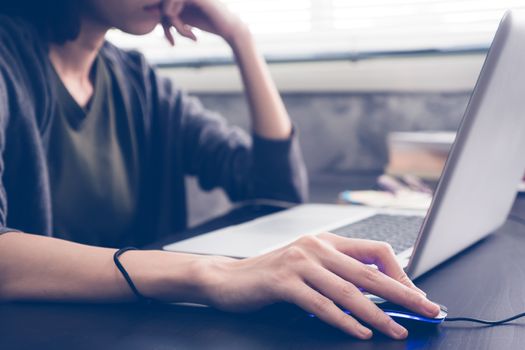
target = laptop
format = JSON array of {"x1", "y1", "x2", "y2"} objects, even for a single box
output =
[{"x1": 165, "y1": 11, "x2": 525, "y2": 279}]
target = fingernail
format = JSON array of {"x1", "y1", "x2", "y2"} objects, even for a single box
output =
[
  {"x1": 359, "y1": 327, "x2": 373, "y2": 339},
  {"x1": 391, "y1": 321, "x2": 408, "y2": 339},
  {"x1": 425, "y1": 300, "x2": 440, "y2": 315}
]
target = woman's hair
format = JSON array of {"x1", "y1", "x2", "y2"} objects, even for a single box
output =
[{"x1": 0, "y1": 0, "x2": 82, "y2": 43}]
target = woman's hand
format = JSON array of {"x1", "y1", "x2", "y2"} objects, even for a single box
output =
[
  {"x1": 201, "y1": 233, "x2": 440, "y2": 340},
  {"x1": 161, "y1": 0, "x2": 246, "y2": 46}
]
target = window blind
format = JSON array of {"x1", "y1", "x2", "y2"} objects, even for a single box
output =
[{"x1": 106, "y1": 0, "x2": 525, "y2": 64}]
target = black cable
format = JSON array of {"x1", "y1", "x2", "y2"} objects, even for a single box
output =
[
  {"x1": 113, "y1": 247, "x2": 153, "y2": 304},
  {"x1": 445, "y1": 312, "x2": 525, "y2": 325}
]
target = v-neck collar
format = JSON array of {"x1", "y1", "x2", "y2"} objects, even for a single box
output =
[{"x1": 50, "y1": 55, "x2": 108, "y2": 129}]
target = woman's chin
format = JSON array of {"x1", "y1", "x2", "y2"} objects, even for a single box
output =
[{"x1": 120, "y1": 21, "x2": 159, "y2": 36}]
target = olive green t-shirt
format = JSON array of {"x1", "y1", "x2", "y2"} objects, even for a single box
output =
[{"x1": 47, "y1": 56, "x2": 141, "y2": 244}]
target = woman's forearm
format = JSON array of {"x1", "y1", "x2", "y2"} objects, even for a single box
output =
[
  {"x1": 0, "y1": 231, "x2": 217, "y2": 304},
  {"x1": 228, "y1": 27, "x2": 292, "y2": 140},
  {"x1": 0, "y1": 230, "x2": 441, "y2": 339}
]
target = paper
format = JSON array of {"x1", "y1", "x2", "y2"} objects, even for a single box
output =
[{"x1": 340, "y1": 190, "x2": 432, "y2": 210}]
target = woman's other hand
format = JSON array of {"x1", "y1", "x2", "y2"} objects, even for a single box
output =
[{"x1": 161, "y1": 0, "x2": 246, "y2": 46}]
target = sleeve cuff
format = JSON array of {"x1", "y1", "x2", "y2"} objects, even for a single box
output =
[
  {"x1": 251, "y1": 125, "x2": 308, "y2": 203},
  {"x1": 252, "y1": 126, "x2": 296, "y2": 155},
  {"x1": 0, "y1": 226, "x2": 20, "y2": 235}
]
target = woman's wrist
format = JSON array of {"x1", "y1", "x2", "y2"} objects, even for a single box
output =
[
  {"x1": 188, "y1": 255, "x2": 236, "y2": 308},
  {"x1": 119, "y1": 250, "x2": 233, "y2": 305},
  {"x1": 225, "y1": 22, "x2": 253, "y2": 51}
]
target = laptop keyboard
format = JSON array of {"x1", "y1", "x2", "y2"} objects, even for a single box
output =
[{"x1": 331, "y1": 214, "x2": 424, "y2": 253}]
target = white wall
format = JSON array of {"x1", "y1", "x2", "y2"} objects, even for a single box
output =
[{"x1": 159, "y1": 53, "x2": 485, "y2": 93}]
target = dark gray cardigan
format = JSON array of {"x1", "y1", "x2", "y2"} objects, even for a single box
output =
[{"x1": 0, "y1": 16, "x2": 307, "y2": 247}]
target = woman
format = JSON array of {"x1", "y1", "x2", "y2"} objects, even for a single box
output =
[{"x1": 0, "y1": 0, "x2": 440, "y2": 339}]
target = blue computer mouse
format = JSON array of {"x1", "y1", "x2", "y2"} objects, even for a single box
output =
[
  {"x1": 308, "y1": 294, "x2": 447, "y2": 326},
  {"x1": 366, "y1": 294, "x2": 447, "y2": 325}
]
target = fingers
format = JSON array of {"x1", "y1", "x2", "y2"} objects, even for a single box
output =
[
  {"x1": 320, "y1": 233, "x2": 425, "y2": 294},
  {"x1": 251, "y1": 235, "x2": 441, "y2": 339},
  {"x1": 318, "y1": 245, "x2": 440, "y2": 318},
  {"x1": 162, "y1": 0, "x2": 197, "y2": 44},
  {"x1": 162, "y1": 19, "x2": 175, "y2": 46},
  {"x1": 285, "y1": 281, "x2": 373, "y2": 340},
  {"x1": 162, "y1": 0, "x2": 182, "y2": 45},
  {"x1": 171, "y1": 17, "x2": 197, "y2": 41},
  {"x1": 303, "y1": 265, "x2": 408, "y2": 339}
]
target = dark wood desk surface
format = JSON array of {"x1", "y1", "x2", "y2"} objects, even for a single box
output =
[{"x1": 2, "y1": 198, "x2": 525, "y2": 350}]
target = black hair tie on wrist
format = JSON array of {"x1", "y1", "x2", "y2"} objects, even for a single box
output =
[{"x1": 113, "y1": 247, "x2": 153, "y2": 304}]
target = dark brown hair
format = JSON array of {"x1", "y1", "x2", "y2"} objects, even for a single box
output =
[{"x1": 0, "y1": 0, "x2": 82, "y2": 43}]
